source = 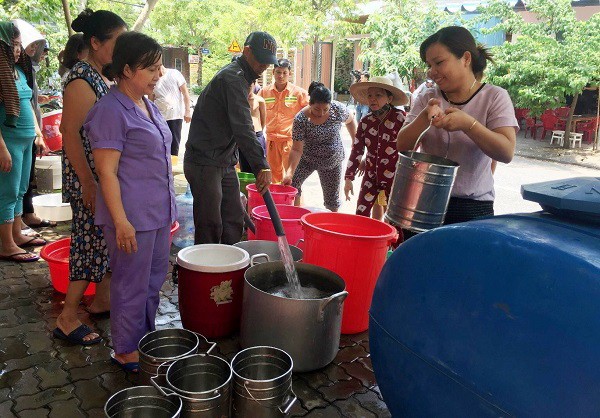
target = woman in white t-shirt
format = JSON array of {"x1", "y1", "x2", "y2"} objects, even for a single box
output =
[
  {"x1": 150, "y1": 67, "x2": 191, "y2": 156},
  {"x1": 397, "y1": 26, "x2": 518, "y2": 228}
]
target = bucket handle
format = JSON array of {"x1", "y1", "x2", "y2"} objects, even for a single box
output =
[
  {"x1": 295, "y1": 238, "x2": 304, "y2": 247},
  {"x1": 317, "y1": 291, "x2": 348, "y2": 322},
  {"x1": 243, "y1": 381, "x2": 298, "y2": 415},
  {"x1": 250, "y1": 253, "x2": 270, "y2": 266},
  {"x1": 191, "y1": 332, "x2": 217, "y2": 355},
  {"x1": 152, "y1": 366, "x2": 222, "y2": 402}
]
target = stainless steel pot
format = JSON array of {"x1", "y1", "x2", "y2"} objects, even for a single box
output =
[
  {"x1": 152, "y1": 354, "x2": 232, "y2": 417},
  {"x1": 233, "y1": 240, "x2": 302, "y2": 264},
  {"x1": 139, "y1": 328, "x2": 216, "y2": 386},
  {"x1": 240, "y1": 261, "x2": 347, "y2": 372},
  {"x1": 104, "y1": 385, "x2": 182, "y2": 418}
]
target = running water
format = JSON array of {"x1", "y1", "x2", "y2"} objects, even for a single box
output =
[
  {"x1": 269, "y1": 284, "x2": 330, "y2": 299},
  {"x1": 277, "y1": 235, "x2": 302, "y2": 298}
]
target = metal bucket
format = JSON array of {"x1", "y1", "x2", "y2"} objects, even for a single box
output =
[
  {"x1": 139, "y1": 328, "x2": 216, "y2": 386},
  {"x1": 231, "y1": 346, "x2": 296, "y2": 417},
  {"x1": 385, "y1": 151, "x2": 459, "y2": 232},
  {"x1": 104, "y1": 385, "x2": 182, "y2": 418},
  {"x1": 153, "y1": 354, "x2": 232, "y2": 417},
  {"x1": 233, "y1": 240, "x2": 303, "y2": 264}
]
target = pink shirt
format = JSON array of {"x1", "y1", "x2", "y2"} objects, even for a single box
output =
[{"x1": 407, "y1": 84, "x2": 518, "y2": 201}]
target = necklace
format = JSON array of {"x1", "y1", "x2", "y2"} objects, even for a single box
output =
[{"x1": 443, "y1": 78, "x2": 480, "y2": 106}]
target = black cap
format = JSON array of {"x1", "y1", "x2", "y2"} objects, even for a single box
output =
[{"x1": 244, "y1": 31, "x2": 278, "y2": 65}]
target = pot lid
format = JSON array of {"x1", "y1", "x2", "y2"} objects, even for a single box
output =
[
  {"x1": 521, "y1": 177, "x2": 600, "y2": 224},
  {"x1": 177, "y1": 244, "x2": 249, "y2": 273}
]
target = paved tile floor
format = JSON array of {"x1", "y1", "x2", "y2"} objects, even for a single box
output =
[{"x1": 0, "y1": 222, "x2": 391, "y2": 417}]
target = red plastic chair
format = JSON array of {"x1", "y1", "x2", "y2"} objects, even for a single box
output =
[
  {"x1": 576, "y1": 117, "x2": 599, "y2": 144},
  {"x1": 524, "y1": 117, "x2": 543, "y2": 139},
  {"x1": 540, "y1": 113, "x2": 559, "y2": 140},
  {"x1": 554, "y1": 107, "x2": 570, "y2": 118},
  {"x1": 514, "y1": 108, "x2": 529, "y2": 129}
]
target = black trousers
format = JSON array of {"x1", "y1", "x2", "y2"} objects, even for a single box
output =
[
  {"x1": 167, "y1": 119, "x2": 183, "y2": 156},
  {"x1": 183, "y1": 162, "x2": 244, "y2": 245},
  {"x1": 23, "y1": 142, "x2": 36, "y2": 215}
]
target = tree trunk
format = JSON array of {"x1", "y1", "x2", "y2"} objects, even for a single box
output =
[
  {"x1": 132, "y1": 0, "x2": 160, "y2": 31},
  {"x1": 197, "y1": 46, "x2": 203, "y2": 87},
  {"x1": 562, "y1": 92, "x2": 579, "y2": 149},
  {"x1": 61, "y1": 0, "x2": 74, "y2": 36},
  {"x1": 311, "y1": 35, "x2": 320, "y2": 83}
]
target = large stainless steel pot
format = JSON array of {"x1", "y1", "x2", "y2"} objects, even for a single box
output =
[
  {"x1": 105, "y1": 385, "x2": 182, "y2": 418},
  {"x1": 240, "y1": 261, "x2": 347, "y2": 372}
]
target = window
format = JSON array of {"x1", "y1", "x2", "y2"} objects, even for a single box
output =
[{"x1": 175, "y1": 58, "x2": 183, "y2": 72}]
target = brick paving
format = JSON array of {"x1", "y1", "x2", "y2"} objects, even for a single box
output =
[{"x1": 0, "y1": 222, "x2": 390, "y2": 417}]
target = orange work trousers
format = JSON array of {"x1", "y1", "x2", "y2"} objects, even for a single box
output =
[{"x1": 267, "y1": 139, "x2": 293, "y2": 183}]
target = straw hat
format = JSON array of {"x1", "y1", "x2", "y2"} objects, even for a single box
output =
[{"x1": 350, "y1": 76, "x2": 409, "y2": 106}]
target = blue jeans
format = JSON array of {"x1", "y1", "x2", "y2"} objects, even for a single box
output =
[{"x1": 356, "y1": 104, "x2": 369, "y2": 122}]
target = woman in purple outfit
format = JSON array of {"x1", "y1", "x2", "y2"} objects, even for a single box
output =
[
  {"x1": 397, "y1": 26, "x2": 518, "y2": 228},
  {"x1": 86, "y1": 32, "x2": 176, "y2": 372}
]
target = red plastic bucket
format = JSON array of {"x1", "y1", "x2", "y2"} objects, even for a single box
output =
[
  {"x1": 176, "y1": 244, "x2": 250, "y2": 338},
  {"x1": 40, "y1": 237, "x2": 96, "y2": 296},
  {"x1": 41, "y1": 110, "x2": 63, "y2": 152},
  {"x1": 246, "y1": 184, "x2": 297, "y2": 240},
  {"x1": 251, "y1": 204, "x2": 311, "y2": 248},
  {"x1": 301, "y1": 213, "x2": 398, "y2": 334},
  {"x1": 169, "y1": 221, "x2": 179, "y2": 247}
]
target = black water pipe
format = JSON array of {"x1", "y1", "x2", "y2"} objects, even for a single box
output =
[{"x1": 262, "y1": 190, "x2": 286, "y2": 237}]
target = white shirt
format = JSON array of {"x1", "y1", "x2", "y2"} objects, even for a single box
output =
[{"x1": 153, "y1": 68, "x2": 186, "y2": 121}]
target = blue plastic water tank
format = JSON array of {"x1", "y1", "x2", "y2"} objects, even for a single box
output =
[{"x1": 370, "y1": 211, "x2": 600, "y2": 417}]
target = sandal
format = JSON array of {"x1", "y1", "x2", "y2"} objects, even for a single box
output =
[
  {"x1": 110, "y1": 352, "x2": 139, "y2": 373},
  {"x1": 0, "y1": 251, "x2": 39, "y2": 263},
  {"x1": 20, "y1": 236, "x2": 47, "y2": 247},
  {"x1": 53, "y1": 324, "x2": 102, "y2": 346},
  {"x1": 25, "y1": 219, "x2": 57, "y2": 228}
]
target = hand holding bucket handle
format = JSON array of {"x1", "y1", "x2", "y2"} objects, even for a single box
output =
[
  {"x1": 250, "y1": 253, "x2": 270, "y2": 266},
  {"x1": 243, "y1": 381, "x2": 298, "y2": 415},
  {"x1": 317, "y1": 291, "x2": 348, "y2": 322}
]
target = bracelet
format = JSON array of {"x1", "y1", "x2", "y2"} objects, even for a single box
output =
[
  {"x1": 468, "y1": 119, "x2": 478, "y2": 131},
  {"x1": 259, "y1": 168, "x2": 271, "y2": 173}
]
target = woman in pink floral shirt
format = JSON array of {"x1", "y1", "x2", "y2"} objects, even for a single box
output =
[{"x1": 344, "y1": 76, "x2": 408, "y2": 219}]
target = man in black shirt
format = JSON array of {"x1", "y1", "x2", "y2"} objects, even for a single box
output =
[{"x1": 184, "y1": 32, "x2": 276, "y2": 244}]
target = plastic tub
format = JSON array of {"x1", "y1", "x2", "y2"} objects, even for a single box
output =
[
  {"x1": 176, "y1": 244, "x2": 250, "y2": 338},
  {"x1": 251, "y1": 205, "x2": 311, "y2": 248},
  {"x1": 40, "y1": 238, "x2": 96, "y2": 296},
  {"x1": 301, "y1": 212, "x2": 398, "y2": 334},
  {"x1": 246, "y1": 184, "x2": 297, "y2": 215},
  {"x1": 41, "y1": 110, "x2": 63, "y2": 152},
  {"x1": 32, "y1": 193, "x2": 72, "y2": 222},
  {"x1": 169, "y1": 221, "x2": 179, "y2": 247}
]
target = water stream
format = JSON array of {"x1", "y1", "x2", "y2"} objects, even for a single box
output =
[{"x1": 277, "y1": 235, "x2": 302, "y2": 298}]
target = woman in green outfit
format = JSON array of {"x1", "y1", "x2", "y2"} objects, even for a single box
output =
[{"x1": 0, "y1": 21, "x2": 45, "y2": 262}]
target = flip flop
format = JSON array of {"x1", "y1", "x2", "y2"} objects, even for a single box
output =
[
  {"x1": 26, "y1": 219, "x2": 57, "y2": 228},
  {"x1": 111, "y1": 352, "x2": 139, "y2": 373},
  {"x1": 20, "y1": 236, "x2": 47, "y2": 247},
  {"x1": 53, "y1": 324, "x2": 102, "y2": 346},
  {"x1": 0, "y1": 251, "x2": 39, "y2": 263}
]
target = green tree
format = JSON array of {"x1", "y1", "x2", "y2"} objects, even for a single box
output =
[
  {"x1": 250, "y1": 0, "x2": 361, "y2": 78},
  {"x1": 361, "y1": 0, "x2": 455, "y2": 85},
  {"x1": 474, "y1": 0, "x2": 600, "y2": 147},
  {"x1": 147, "y1": 0, "x2": 253, "y2": 88}
]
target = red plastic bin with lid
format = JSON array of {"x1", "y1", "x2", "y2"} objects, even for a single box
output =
[
  {"x1": 176, "y1": 244, "x2": 250, "y2": 338},
  {"x1": 251, "y1": 204, "x2": 311, "y2": 248},
  {"x1": 301, "y1": 212, "x2": 398, "y2": 334},
  {"x1": 246, "y1": 184, "x2": 297, "y2": 239}
]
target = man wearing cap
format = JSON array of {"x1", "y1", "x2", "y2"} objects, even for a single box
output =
[
  {"x1": 258, "y1": 59, "x2": 308, "y2": 183},
  {"x1": 184, "y1": 31, "x2": 275, "y2": 244}
]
